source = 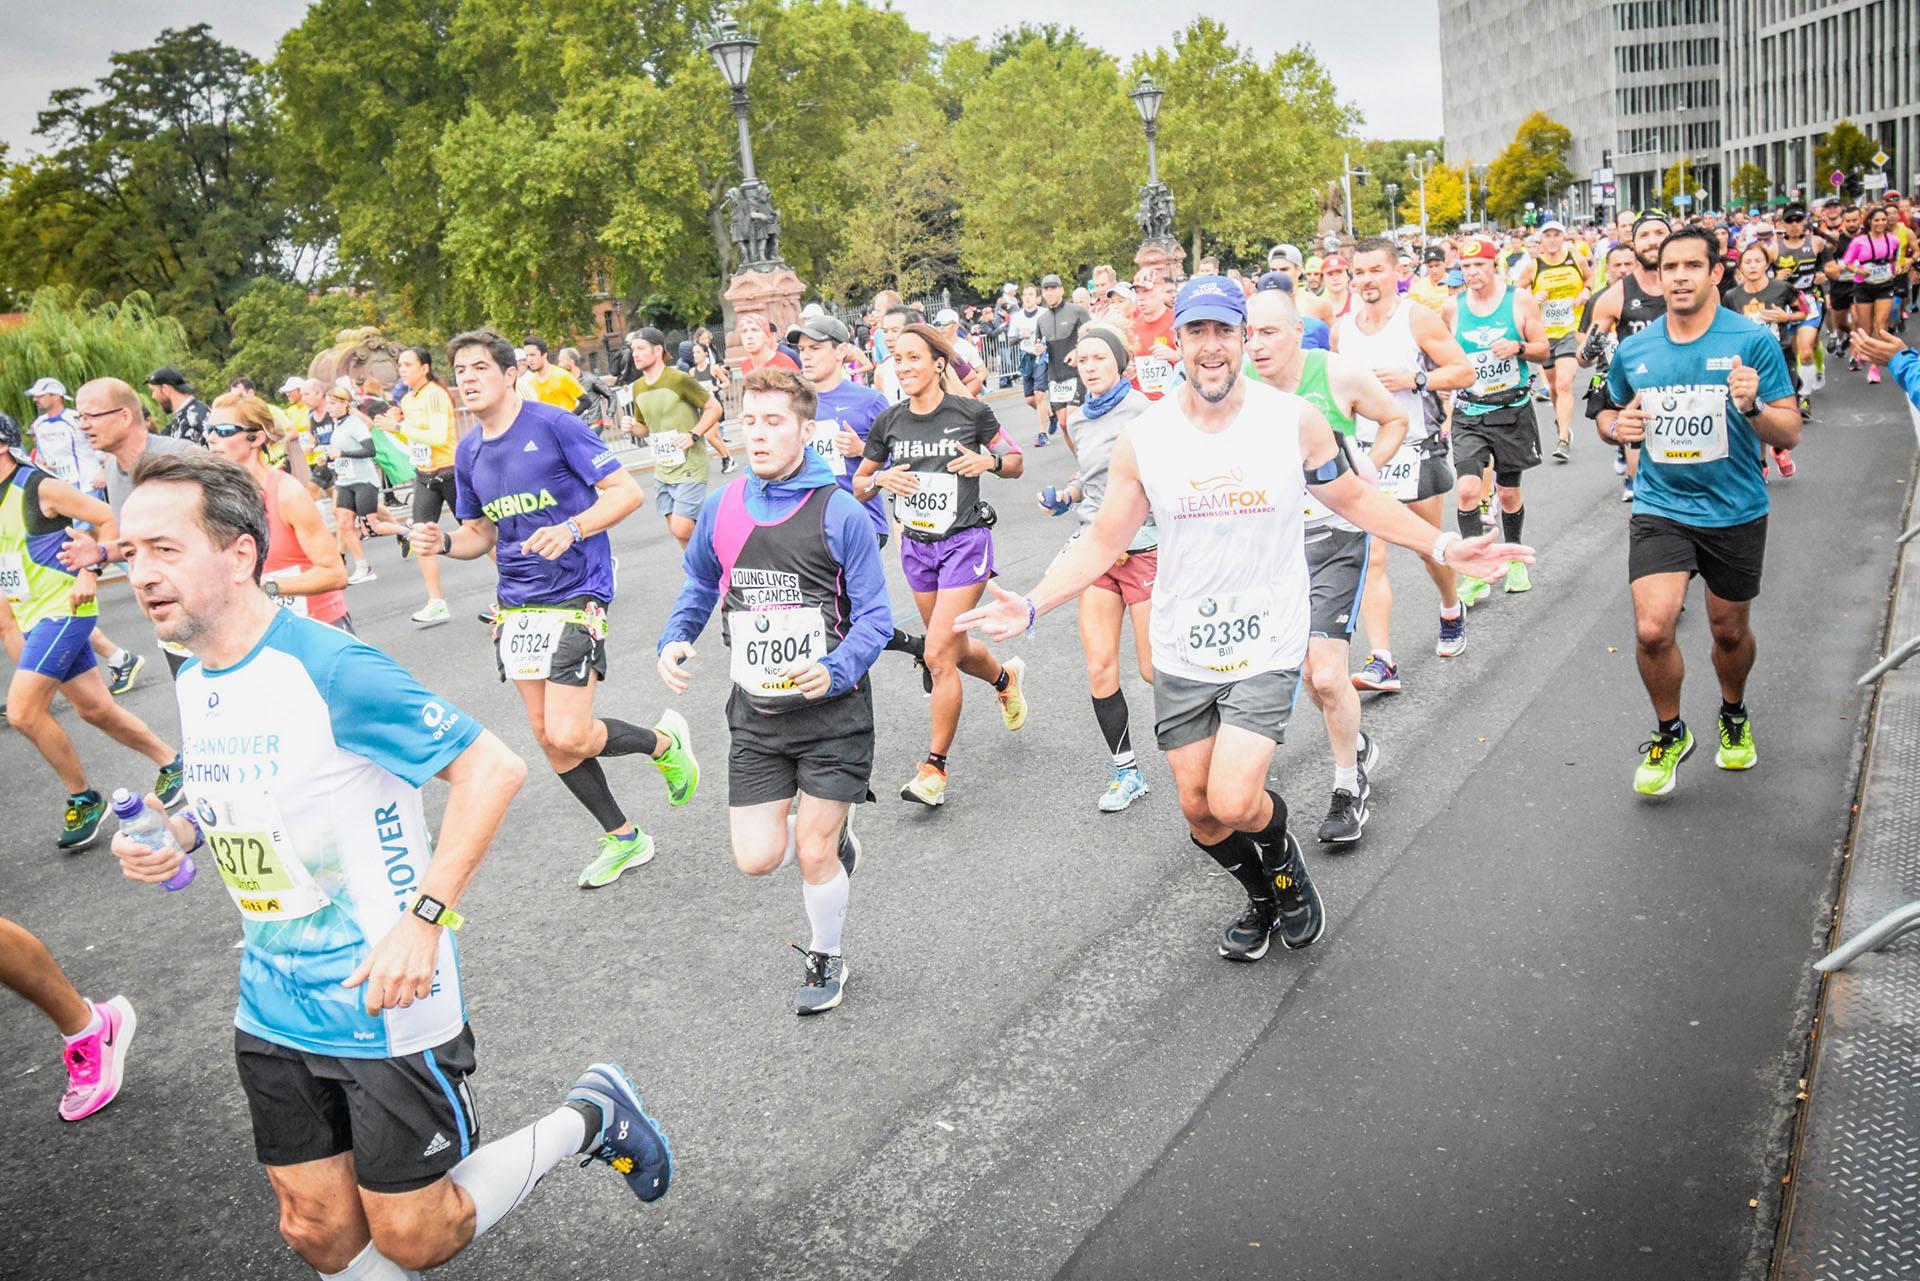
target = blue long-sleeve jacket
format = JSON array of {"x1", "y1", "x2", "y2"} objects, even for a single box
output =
[
  {"x1": 658, "y1": 450, "x2": 893, "y2": 699},
  {"x1": 1891, "y1": 348, "x2": 1920, "y2": 414}
]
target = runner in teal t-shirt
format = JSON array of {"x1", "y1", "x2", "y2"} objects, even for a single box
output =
[{"x1": 1597, "y1": 225, "x2": 1800, "y2": 801}]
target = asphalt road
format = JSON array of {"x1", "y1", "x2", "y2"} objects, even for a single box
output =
[{"x1": 1, "y1": 366, "x2": 1912, "y2": 1281}]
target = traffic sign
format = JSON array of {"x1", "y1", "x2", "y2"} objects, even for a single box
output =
[
  {"x1": 1675, "y1": 193, "x2": 1693, "y2": 207},
  {"x1": 1830, "y1": 170, "x2": 1846, "y2": 188},
  {"x1": 1863, "y1": 171, "x2": 1887, "y2": 191},
  {"x1": 1871, "y1": 149, "x2": 1889, "y2": 168}
]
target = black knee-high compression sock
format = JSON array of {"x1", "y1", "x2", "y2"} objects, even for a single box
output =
[
  {"x1": 558, "y1": 758, "x2": 626, "y2": 831},
  {"x1": 1092, "y1": 691, "x2": 1134, "y2": 767},
  {"x1": 1243, "y1": 789, "x2": 1292, "y2": 872},
  {"x1": 599, "y1": 718, "x2": 658, "y2": 757},
  {"x1": 1501, "y1": 504, "x2": 1525, "y2": 545},
  {"x1": 1457, "y1": 503, "x2": 1486, "y2": 540},
  {"x1": 1193, "y1": 832, "x2": 1272, "y2": 901}
]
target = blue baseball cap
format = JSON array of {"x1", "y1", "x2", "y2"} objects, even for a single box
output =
[{"x1": 1173, "y1": 274, "x2": 1247, "y2": 328}]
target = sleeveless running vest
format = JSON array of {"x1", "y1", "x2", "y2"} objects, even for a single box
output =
[
  {"x1": 1454, "y1": 285, "x2": 1530, "y2": 417},
  {"x1": 0, "y1": 465, "x2": 95, "y2": 632},
  {"x1": 1295, "y1": 351, "x2": 1361, "y2": 535},
  {"x1": 1620, "y1": 274, "x2": 1666, "y2": 338},
  {"x1": 1128, "y1": 382, "x2": 1310, "y2": 683},
  {"x1": 262, "y1": 477, "x2": 348, "y2": 625},
  {"x1": 1337, "y1": 300, "x2": 1434, "y2": 445},
  {"x1": 1533, "y1": 255, "x2": 1586, "y2": 338},
  {"x1": 712, "y1": 479, "x2": 855, "y2": 716}
]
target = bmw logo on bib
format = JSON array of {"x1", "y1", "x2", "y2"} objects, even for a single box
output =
[
  {"x1": 197, "y1": 798, "x2": 219, "y2": 827},
  {"x1": 1198, "y1": 598, "x2": 1219, "y2": 618},
  {"x1": 1660, "y1": 394, "x2": 1678, "y2": 413},
  {"x1": 755, "y1": 615, "x2": 772, "y2": 633}
]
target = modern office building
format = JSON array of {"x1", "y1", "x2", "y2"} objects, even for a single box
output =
[
  {"x1": 1440, "y1": 0, "x2": 1920, "y2": 219},
  {"x1": 1722, "y1": 0, "x2": 1920, "y2": 206}
]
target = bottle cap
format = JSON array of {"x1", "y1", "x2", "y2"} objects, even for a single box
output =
[{"x1": 109, "y1": 788, "x2": 142, "y2": 818}]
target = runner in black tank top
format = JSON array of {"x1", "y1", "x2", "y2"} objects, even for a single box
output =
[{"x1": 1580, "y1": 213, "x2": 1671, "y2": 503}]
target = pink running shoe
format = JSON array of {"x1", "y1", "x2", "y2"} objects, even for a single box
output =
[
  {"x1": 1867, "y1": 365, "x2": 1882, "y2": 384},
  {"x1": 1773, "y1": 449, "x2": 1797, "y2": 478},
  {"x1": 59, "y1": 996, "x2": 136, "y2": 1122}
]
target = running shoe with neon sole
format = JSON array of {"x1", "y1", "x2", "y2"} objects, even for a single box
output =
[
  {"x1": 996, "y1": 657, "x2": 1029, "y2": 731},
  {"x1": 1632, "y1": 727, "x2": 1695, "y2": 797},
  {"x1": 1351, "y1": 653, "x2": 1401, "y2": 692},
  {"x1": 568, "y1": 1062, "x2": 673, "y2": 1203},
  {"x1": 650, "y1": 710, "x2": 698, "y2": 806},
  {"x1": 1502, "y1": 562, "x2": 1532, "y2": 593},
  {"x1": 1097, "y1": 765, "x2": 1148, "y2": 812},
  {"x1": 59, "y1": 996, "x2": 136, "y2": 1122},
  {"x1": 791, "y1": 945, "x2": 848, "y2": 1015},
  {"x1": 1867, "y1": 365, "x2": 1882, "y2": 384},
  {"x1": 105, "y1": 653, "x2": 144, "y2": 696},
  {"x1": 578, "y1": 829, "x2": 655, "y2": 889},
  {"x1": 155, "y1": 755, "x2": 185, "y2": 808},
  {"x1": 1715, "y1": 713, "x2": 1758, "y2": 770},
  {"x1": 1436, "y1": 611, "x2": 1467, "y2": 657},
  {"x1": 1458, "y1": 574, "x2": 1491, "y2": 607},
  {"x1": 58, "y1": 791, "x2": 107, "y2": 850},
  {"x1": 900, "y1": 762, "x2": 947, "y2": 807}
]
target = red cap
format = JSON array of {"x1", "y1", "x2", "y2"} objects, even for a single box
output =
[
  {"x1": 1322, "y1": 255, "x2": 1350, "y2": 273},
  {"x1": 1458, "y1": 236, "x2": 1499, "y2": 262}
]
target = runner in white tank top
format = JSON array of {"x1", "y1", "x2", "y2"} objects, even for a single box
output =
[
  {"x1": 1336, "y1": 239, "x2": 1477, "y2": 684},
  {"x1": 958, "y1": 274, "x2": 1532, "y2": 967}
]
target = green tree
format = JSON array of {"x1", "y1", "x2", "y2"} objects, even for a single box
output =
[
  {"x1": 221, "y1": 280, "x2": 363, "y2": 390},
  {"x1": 1, "y1": 289, "x2": 188, "y2": 429},
  {"x1": 1814, "y1": 119, "x2": 1879, "y2": 198},
  {"x1": 10, "y1": 26, "x2": 287, "y2": 359},
  {"x1": 1655, "y1": 157, "x2": 1705, "y2": 210},
  {"x1": 1730, "y1": 162, "x2": 1771, "y2": 210},
  {"x1": 953, "y1": 35, "x2": 1136, "y2": 287},
  {"x1": 1484, "y1": 111, "x2": 1574, "y2": 222},
  {"x1": 1418, "y1": 164, "x2": 1467, "y2": 233},
  {"x1": 1358, "y1": 139, "x2": 1445, "y2": 232},
  {"x1": 818, "y1": 81, "x2": 961, "y2": 301}
]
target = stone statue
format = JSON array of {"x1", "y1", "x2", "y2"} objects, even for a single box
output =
[
  {"x1": 725, "y1": 180, "x2": 784, "y2": 269},
  {"x1": 1136, "y1": 181, "x2": 1176, "y2": 242},
  {"x1": 1316, "y1": 179, "x2": 1346, "y2": 239},
  {"x1": 307, "y1": 326, "x2": 403, "y2": 390}
]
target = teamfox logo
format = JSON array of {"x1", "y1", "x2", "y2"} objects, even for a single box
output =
[{"x1": 482, "y1": 488, "x2": 559, "y2": 522}]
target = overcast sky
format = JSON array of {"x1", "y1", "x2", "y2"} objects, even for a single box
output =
[{"x1": 1, "y1": 0, "x2": 1442, "y2": 158}]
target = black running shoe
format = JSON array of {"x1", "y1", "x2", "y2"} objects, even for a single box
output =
[
  {"x1": 1356, "y1": 732, "x2": 1379, "y2": 794},
  {"x1": 1217, "y1": 896, "x2": 1276, "y2": 962},
  {"x1": 791, "y1": 945, "x2": 847, "y2": 1015},
  {"x1": 1269, "y1": 832, "x2": 1325, "y2": 950},
  {"x1": 1316, "y1": 788, "x2": 1367, "y2": 844}
]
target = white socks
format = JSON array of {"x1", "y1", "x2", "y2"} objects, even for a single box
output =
[
  {"x1": 318, "y1": 1241, "x2": 418, "y2": 1281},
  {"x1": 62, "y1": 998, "x2": 101, "y2": 1045},
  {"x1": 803, "y1": 869, "x2": 849, "y2": 956},
  {"x1": 1334, "y1": 765, "x2": 1360, "y2": 794},
  {"x1": 448, "y1": 1104, "x2": 590, "y2": 1240}
]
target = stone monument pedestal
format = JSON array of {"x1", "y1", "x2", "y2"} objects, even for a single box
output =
[
  {"x1": 724, "y1": 264, "x2": 806, "y2": 363},
  {"x1": 1134, "y1": 236, "x2": 1187, "y2": 282}
]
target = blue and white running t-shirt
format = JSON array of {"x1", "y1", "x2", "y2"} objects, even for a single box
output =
[{"x1": 175, "y1": 610, "x2": 482, "y2": 1058}]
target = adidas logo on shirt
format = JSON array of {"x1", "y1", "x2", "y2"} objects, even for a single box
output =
[
  {"x1": 523, "y1": 440, "x2": 540, "y2": 452},
  {"x1": 1632, "y1": 363, "x2": 1649, "y2": 374},
  {"x1": 423, "y1": 1132, "x2": 451, "y2": 1157}
]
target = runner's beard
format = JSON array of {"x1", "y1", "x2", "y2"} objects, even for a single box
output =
[
  {"x1": 1636, "y1": 250, "x2": 1660, "y2": 272},
  {"x1": 1193, "y1": 365, "x2": 1239, "y2": 404}
]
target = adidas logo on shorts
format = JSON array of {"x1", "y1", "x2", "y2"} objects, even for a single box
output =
[{"x1": 423, "y1": 1132, "x2": 452, "y2": 1157}]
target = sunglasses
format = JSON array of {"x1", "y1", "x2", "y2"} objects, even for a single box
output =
[{"x1": 208, "y1": 424, "x2": 262, "y2": 440}]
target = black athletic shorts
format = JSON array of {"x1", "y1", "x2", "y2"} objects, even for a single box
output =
[
  {"x1": 412, "y1": 466, "x2": 459, "y2": 524},
  {"x1": 1829, "y1": 280, "x2": 1855, "y2": 310},
  {"x1": 1853, "y1": 280, "x2": 1899, "y2": 305},
  {"x1": 1628, "y1": 513, "x2": 1767, "y2": 603},
  {"x1": 235, "y1": 1025, "x2": 479, "y2": 1193},
  {"x1": 1304, "y1": 526, "x2": 1369, "y2": 638},
  {"x1": 1452, "y1": 403, "x2": 1542, "y2": 476},
  {"x1": 336, "y1": 482, "x2": 380, "y2": 518},
  {"x1": 493, "y1": 599, "x2": 609, "y2": 687},
  {"x1": 725, "y1": 681, "x2": 875, "y2": 805}
]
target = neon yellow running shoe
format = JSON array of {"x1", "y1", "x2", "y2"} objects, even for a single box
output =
[
  {"x1": 996, "y1": 657, "x2": 1029, "y2": 731},
  {"x1": 1715, "y1": 713, "x2": 1758, "y2": 770},
  {"x1": 651, "y1": 709, "x2": 698, "y2": 807},
  {"x1": 1502, "y1": 562, "x2": 1532, "y2": 593},
  {"x1": 900, "y1": 762, "x2": 947, "y2": 807},
  {"x1": 1632, "y1": 727, "x2": 1695, "y2": 797},
  {"x1": 579, "y1": 829, "x2": 655, "y2": 889},
  {"x1": 1458, "y1": 575, "x2": 1491, "y2": 607}
]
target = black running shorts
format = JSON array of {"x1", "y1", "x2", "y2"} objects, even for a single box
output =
[
  {"x1": 1627, "y1": 513, "x2": 1767, "y2": 603},
  {"x1": 411, "y1": 467, "x2": 459, "y2": 524},
  {"x1": 235, "y1": 1025, "x2": 479, "y2": 1193},
  {"x1": 725, "y1": 681, "x2": 876, "y2": 806},
  {"x1": 335, "y1": 483, "x2": 380, "y2": 518},
  {"x1": 1452, "y1": 403, "x2": 1542, "y2": 476}
]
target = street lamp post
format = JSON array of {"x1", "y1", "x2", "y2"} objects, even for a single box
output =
[
  {"x1": 706, "y1": 16, "x2": 804, "y2": 361},
  {"x1": 1128, "y1": 72, "x2": 1185, "y2": 281},
  {"x1": 1342, "y1": 153, "x2": 1371, "y2": 237},
  {"x1": 1406, "y1": 148, "x2": 1436, "y2": 239},
  {"x1": 1384, "y1": 182, "x2": 1400, "y2": 234}
]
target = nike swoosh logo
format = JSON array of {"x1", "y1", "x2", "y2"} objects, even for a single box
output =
[{"x1": 970, "y1": 552, "x2": 990, "y2": 575}]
